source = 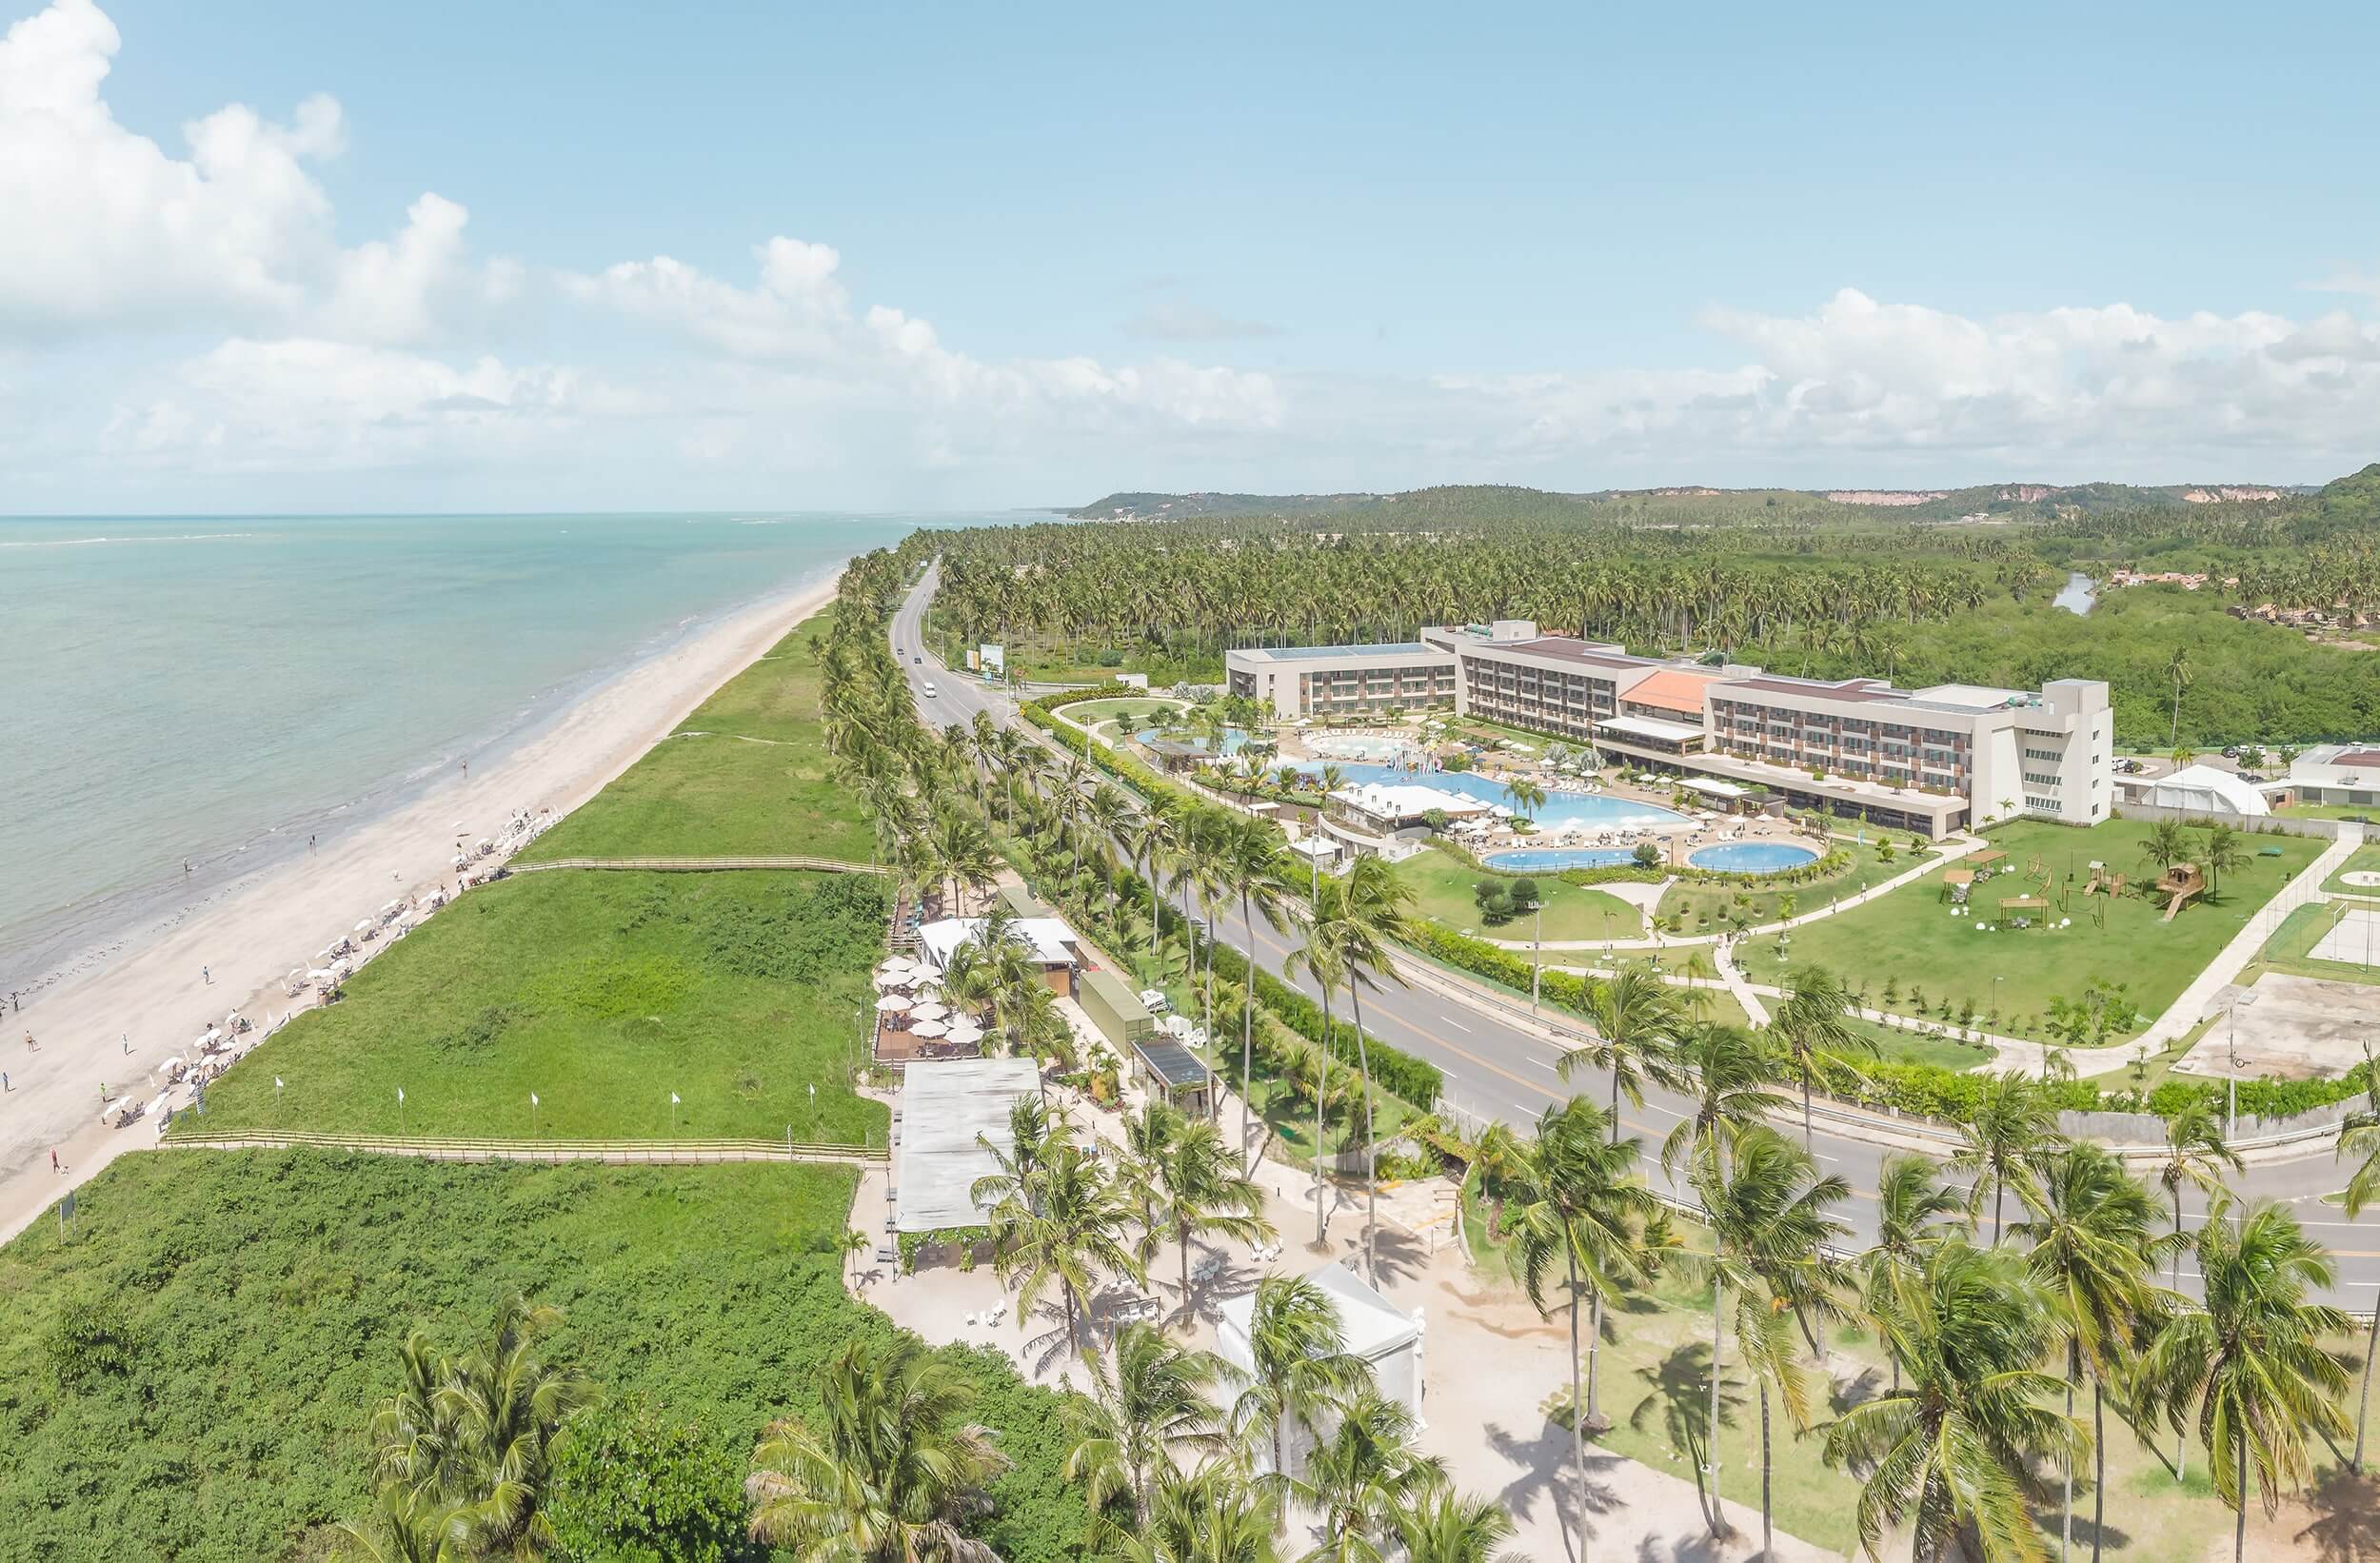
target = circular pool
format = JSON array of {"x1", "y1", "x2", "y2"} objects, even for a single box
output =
[
  {"x1": 1688, "y1": 841, "x2": 1819, "y2": 874},
  {"x1": 1482, "y1": 847, "x2": 1636, "y2": 873}
]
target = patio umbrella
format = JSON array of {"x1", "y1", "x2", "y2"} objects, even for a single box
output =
[
  {"x1": 874, "y1": 993, "x2": 912, "y2": 1013},
  {"x1": 909, "y1": 1000, "x2": 949, "y2": 1021},
  {"x1": 876, "y1": 959, "x2": 916, "y2": 979},
  {"x1": 907, "y1": 1019, "x2": 949, "y2": 1038},
  {"x1": 945, "y1": 1019, "x2": 985, "y2": 1045},
  {"x1": 873, "y1": 971, "x2": 905, "y2": 989}
]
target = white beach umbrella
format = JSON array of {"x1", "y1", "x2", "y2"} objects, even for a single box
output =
[
  {"x1": 945, "y1": 1020, "x2": 985, "y2": 1045},
  {"x1": 873, "y1": 972, "x2": 904, "y2": 989},
  {"x1": 907, "y1": 1019, "x2": 949, "y2": 1039},
  {"x1": 909, "y1": 1000, "x2": 949, "y2": 1021},
  {"x1": 876, "y1": 958, "x2": 916, "y2": 977},
  {"x1": 875, "y1": 993, "x2": 913, "y2": 1013}
]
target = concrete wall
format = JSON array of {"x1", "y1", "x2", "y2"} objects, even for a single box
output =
[{"x1": 2113, "y1": 803, "x2": 2350, "y2": 840}]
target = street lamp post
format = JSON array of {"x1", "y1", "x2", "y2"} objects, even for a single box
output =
[{"x1": 1530, "y1": 897, "x2": 1543, "y2": 1015}]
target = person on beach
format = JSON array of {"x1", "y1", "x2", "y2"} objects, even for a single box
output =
[
  {"x1": 23, "y1": 1031, "x2": 35, "y2": 1053},
  {"x1": 50, "y1": 1149, "x2": 59, "y2": 1173},
  {"x1": 3, "y1": 1070, "x2": 10, "y2": 1092},
  {"x1": 203, "y1": 965, "x2": 210, "y2": 986}
]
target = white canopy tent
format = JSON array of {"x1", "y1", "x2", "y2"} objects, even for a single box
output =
[{"x1": 1220, "y1": 1260, "x2": 1423, "y2": 1475}]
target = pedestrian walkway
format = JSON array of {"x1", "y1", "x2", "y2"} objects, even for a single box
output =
[{"x1": 1490, "y1": 834, "x2": 1983, "y2": 952}]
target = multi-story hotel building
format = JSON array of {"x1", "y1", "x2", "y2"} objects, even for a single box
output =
[
  {"x1": 1224, "y1": 642, "x2": 1458, "y2": 722},
  {"x1": 1378, "y1": 620, "x2": 2114, "y2": 838}
]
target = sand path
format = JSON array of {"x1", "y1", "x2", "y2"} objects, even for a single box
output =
[{"x1": 0, "y1": 572, "x2": 842, "y2": 1243}]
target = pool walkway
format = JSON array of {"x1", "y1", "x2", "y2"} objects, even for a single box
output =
[{"x1": 1476, "y1": 835, "x2": 1985, "y2": 952}]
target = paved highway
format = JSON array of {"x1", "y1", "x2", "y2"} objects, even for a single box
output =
[{"x1": 889, "y1": 566, "x2": 2379, "y2": 1296}]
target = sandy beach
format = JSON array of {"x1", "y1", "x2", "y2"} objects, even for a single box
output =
[{"x1": 0, "y1": 570, "x2": 843, "y2": 1243}]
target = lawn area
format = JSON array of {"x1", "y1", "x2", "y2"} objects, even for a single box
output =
[
  {"x1": 1848, "y1": 1015, "x2": 1995, "y2": 1072},
  {"x1": 2327, "y1": 841, "x2": 2380, "y2": 895},
  {"x1": 1395, "y1": 843, "x2": 1644, "y2": 940},
  {"x1": 2280, "y1": 801, "x2": 2380, "y2": 824},
  {"x1": 0, "y1": 1151, "x2": 1082, "y2": 1562},
  {"x1": 184, "y1": 870, "x2": 888, "y2": 1142},
  {"x1": 1061, "y1": 696, "x2": 1186, "y2": 729},
  {"x1": 1732, "y1": 818, "x2": 2324, "y2": 1041},
  {"x1": 1656, "y1": 833, "x2": 1937, "y2": 933},
  {"x1": 516, "y1": 608, "x2": 876, "y2": 864}
]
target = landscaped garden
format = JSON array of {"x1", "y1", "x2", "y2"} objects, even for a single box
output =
[
  {"x1": 516, "y1": 608, "x2": 877, "y2": 864},
  {"x1": 1654, "y1": 830, "x2": 1934, "y2": 933},
  {"x1": 0, "y1": 1151, "x2": 1081, "y2": 1561},
  {"x1": 1391, "y1": 842, "x2": 1644, "y2": 940},
  {"x1": 184, "y1": 869, "x2": 889, "y2": 1143},
  {"x1": 1732, "y1": 818, "x2": 2324, "y2": 1040}
]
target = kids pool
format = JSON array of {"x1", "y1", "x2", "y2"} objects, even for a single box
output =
[{"x1": 1481, "y1": 847, "x2": 1637, "y2": 872}]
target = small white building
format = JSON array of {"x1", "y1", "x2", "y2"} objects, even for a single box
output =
[
  {"x1": 916, "y1": 915, "x2": 1086, "y2": 995},
  {"x1": 2281, "y1": 744, "x2": 2380, "y2": 810},
  {"x1": 2117, "y1": 762, "x2": 2271, "y2": 818},
  {"x1": 1218, "y1": 1260, "x2": 1424, "y2": 1475},
  {"x1": 1326, "y1": 781, "x2": 1494, "y2": 836}
]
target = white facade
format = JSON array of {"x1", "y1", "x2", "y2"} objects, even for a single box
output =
[
  {"x1": 2285, "y1": 744, "x2": 2380, "y2": 808},
  {"x1": 1225, "y1": 642, "x2": 1457, "y2": 721},
  {"x1": 2119, "y1": 763, "x2": 2273, "y2": 818},
  {"x1": 1218, "y1": 1261, "x2": 1424, "y2": 1476}
]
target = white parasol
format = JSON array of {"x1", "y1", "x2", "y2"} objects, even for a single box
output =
[
  {"x1": 907, "y1": 1019, "x2": 949, "y2": 1038},
  {"x1": 945, "y1": 1019, "x2": 985, "y2": 1045},
  {"x1": 908, "y1": 1000, "x2": 949, "y2": 1021},
  {"x1": 874, "y1": 993, "x2": 913, "y2": 1013}
]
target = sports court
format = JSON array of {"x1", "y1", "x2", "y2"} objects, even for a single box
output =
[{"x1": 2310, "y1": 905, "x2": 2380, "y2": 970}]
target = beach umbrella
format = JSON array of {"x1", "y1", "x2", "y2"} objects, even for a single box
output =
[
  {"x1": 909, "y1": 1000, "x2": 949, "y2": 1021},
  {"x1": 876, "y1": 958, "x2": 915, "y2": 978},
  {"x1": 907, "y1": 1019, "x2": 949, "y2": 1038},
  {"x1": 873, "y1": 972, "x2": 904, "y2": 989},
  {"x1": 945, "y1": 1020, "x2": 985, "y2": 1046},
  {"x1": 875, "y1": 994, "x2": 912, "y2": 1013}
]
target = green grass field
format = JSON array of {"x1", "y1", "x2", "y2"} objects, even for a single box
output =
[
  {"x1": 1733, "y1": 819, "x2": 2323, "y2": 1039},
  {"x1": 2256, "y1": 901, "x2": 2380, "y2": 988},
  {"x1": 184, "y1": 870, "x2": 888, "y2": 1143},
  {"x1": 1393, "y1": 845, "x2": 1644, "y2": 940},
  {"x1": 516, "y1": 609, "x2": 876, "y2": 864},
  {"x1": 1656, "y1": 834, "x2": 1936, "y2": 932},
  {"x1": 2279, "y1": 801, "x2": 2380, "y2": 823},
  {"x1": 2326, "y1": 842, "x2": 2380, "y2": 895},
  {"x1": 0, "y1": 1151, "x2": 1081, "y2": 1562}
]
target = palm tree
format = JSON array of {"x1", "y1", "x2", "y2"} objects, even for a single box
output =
[
  {"x1": 2196, "y1": 820, "x2": 2248, "y2": 900},
  {"x1": 333, "y1": 1484, "x2": 466, "y2": 1563},
  {"x1": 746, "y1": 1335, "x2": 1009, "y2": 1561},
  {"x1": 1065, "y1": 1321, "x2": 1228, "y2": 1533},
  {"x1": 1951, "y1": 1073, "x2": 2063, "y2": 1244},
  {"x1": 929, "y1": 809, "x2": 1000, "y2": 916},
  {"x1": 1294, "y1": 1389, "x2": 1448, "y2": 1563},
  {"x1": 1134, "y1": 809, "x2": 1182, "y2": 976},
  {"x1": 1112, "y1": 1463, "x2": 1281, "y2": 1563},
  {"x1": 2137, "y1": 820, "x2": 2191, "y2": 881},
  {"x1": 1280, "y1": 904, "x2": 1349, "y2": 1253},
  {"x1": 1500, "y1": 775, "x2": 1547, "y2": 824},
  {"x1": 1858, "y1": 1154, "x2": 1968, "y2": 1394},
  {"x1": 1225, "y1": 1273, "x2": 1374, "y2": 1482},
  {"x1": 1691, "y1": 1125, "x2": 1851, "y2": 1547},
  {"x1": 1222, "y1": 813, "x2": 1295, "y2": 1173},
  {"x1": 1334, "y1": 854, "x2": 1414, "y2": 1282},
  {"x1": 2136, "y1": 1199, "x2": 2354, "y2": 1563},
  {"x1": 1128, "y1": 1102, "x2": 1274, "y2": 1316},
  {"x1": 1501, "y1": 1097, "x2": 1657, "y2": 1538},
  {"x1": 356, "y1": 1293, "x2": 590, "y2": 1559},
  {"x1": 2339, "y1": 1046, "x2": 2380, "y2": 1471},
  {"x1": 2167, "y1": 643, "x2": 2192, "y2": 748},
  {"x1": 976, "y1": 1135, "x2": 1143, "y2": 1358},
  {"x1": 1652, "y1": 1022, "x2": 1789, "y2": 1183},
  {"x1": 1829, "y1": 1239, "x2": 2086, "y2": 1563},
  {"x1": 1770, "y1": 964, "x2": 1874, "y2": 1147},
  {"x1": 1392, "y1": 1491, "x2": 1524, "y2": 1563},
  {"x1": 2149, "y1": 1095, "x2": 2239, "y2": 1478},
  {"x1": 1557, "y1": 965, "x2": 1682, "y2": 1139},
  {"x1": 2013, "y1": 1141, "x2": 2172, "y2": 1563}
]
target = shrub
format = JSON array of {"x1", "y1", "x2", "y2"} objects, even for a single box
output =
[
  {"x1": 1632, "y1": 841, "x2": 1661, "y2": 866},
  {"x1": 548, "y1": 1396, "x2": 754, "y2": 1563}
]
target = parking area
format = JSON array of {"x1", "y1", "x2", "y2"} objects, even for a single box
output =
[{"x1": 2174, "y1": 971, "x2": 2380, "y2": 1081}]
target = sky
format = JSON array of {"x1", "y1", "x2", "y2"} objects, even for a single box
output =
[{"x1": 9, "y1": 0, "x2": 2380, "y2": 512}]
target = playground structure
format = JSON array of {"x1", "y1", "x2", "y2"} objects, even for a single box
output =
[
  {"x1": 2152, "y1": 861, "x2": 2205, "y2": 921},
  {"x1": 2080, "y1": 861, "x2": 2128, "y2": 899}
]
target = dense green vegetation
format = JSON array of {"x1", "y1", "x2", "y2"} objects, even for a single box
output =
[
  {"x1": 943, "y1": 465, "x2": 2380, "y2": 746},
  {"x1": 0, "y1": 1152, "x2": 1082, "y2": 1562},
  {"x1": 518, "y1": 609, "x2": 876, "y2": 864},
  {"x1": 185, "y1": 869, "x2": 889, "y2": 1142}
]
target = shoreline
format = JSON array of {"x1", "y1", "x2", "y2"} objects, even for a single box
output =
[{"x1": 0, "y1": 566, "x2": 848, "y2": 1243}]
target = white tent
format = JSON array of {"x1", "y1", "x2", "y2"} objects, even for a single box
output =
[
  {"x1": 1219, "y1": 1260, "x2": 1423, "y2": 1475},
  {"x1": 2126, "y1": 763, "x2": 2271, "y2": 818}
]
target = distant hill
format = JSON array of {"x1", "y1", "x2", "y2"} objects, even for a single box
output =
[{"x1": 1072, "y1": 478, "x2": 2311, "y2": 526}]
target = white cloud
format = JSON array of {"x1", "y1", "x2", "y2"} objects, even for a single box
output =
[
  {"x1": 0, "y1": 0, "x2": 503, "y2": 345},
  {"x1": 1124, "y1": 298, "x2": 1284, "y2": 342}
]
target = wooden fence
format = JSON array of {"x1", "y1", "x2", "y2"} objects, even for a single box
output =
[
  {"x1": 509, "y1": 855, "x2": 885, "y2": 875},
  {"x1": 162, "y1": 1128, "x2": 887, "y2": 1166}
]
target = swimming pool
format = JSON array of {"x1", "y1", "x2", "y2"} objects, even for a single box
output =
[
  {"x1": 1688, "y1": 841, "x2": 1819, "y2": 873},
  {"x1": 1282, "y1": 761, "x2": 1687, "y2": 830},
  {"x1": 1483, "y1": 847, "x2": 1637, "y2": 872}
]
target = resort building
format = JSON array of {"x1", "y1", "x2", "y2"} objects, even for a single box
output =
[
  {"x1": 1398, "y1": 620, "x2": 2114, "y2": 838},
  {"x1": 2277, "y1": 744, "x2": 2380, "y2": 811},
  {"x1": 1225, "y1": 642, "x2": 1457, "y2": 721}
]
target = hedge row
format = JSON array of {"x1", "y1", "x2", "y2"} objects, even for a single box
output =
[{"x1": 1203, "y1": 939, "x2": 1443, "y2": 1111}]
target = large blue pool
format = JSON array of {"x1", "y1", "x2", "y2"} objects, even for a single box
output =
[
  {"x1": 1688, "y1": 841, "x2": 1819, "y2": 873},
  {"x1": 1482, "y1": 847, "x2": 1637, "y2": 872},
  {"x1": 1285, "y1": 761, "x2": 1687, "y2": 831}
]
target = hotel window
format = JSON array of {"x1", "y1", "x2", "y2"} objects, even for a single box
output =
[
  {"x1": 2027, "y1": 796, "x2": 2063, "y2": 814},
  {"x1": 2023, "y1": 771, "x2": 2061, "y2": 788}
]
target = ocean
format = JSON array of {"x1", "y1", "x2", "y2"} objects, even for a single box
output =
[{"x1": 0, "y1": 511, "x2": 1002, "y2": 995}]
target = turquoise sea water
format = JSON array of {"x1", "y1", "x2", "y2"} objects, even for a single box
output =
[{"x1": 0, "y1": 512, "x2": 991, "y2": 994}]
